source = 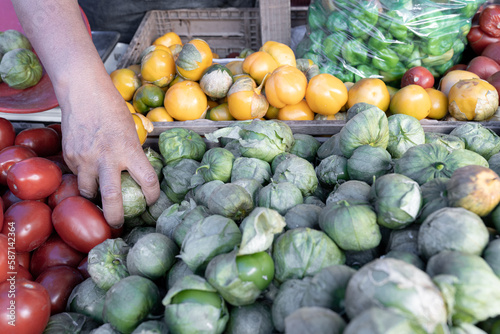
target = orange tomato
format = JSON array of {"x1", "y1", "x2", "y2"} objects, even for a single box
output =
[
  {"x1": 242, "y1": 51, "x2": 278, "y2": 85},
  {"x1": 132, "y1": 113, "x2": 148, "y2": 145},
  {"x1": 110, "y1": 68, "x2": 141, "y2": 101},
  {"x1": 153, "y1": 31, "x2": 182, "y2": 48},
  {"x1": 265, "y1": 105, "x2": 279, "y2": 119},
  {"x1": 125, "y1": 101, "x2": 136, "y2": 114},
  {"x1": 176, "y1": 39, "x2": 213, "y2": 81},
  {"x1": 347, "y1": 78, "x2": 391, "y2": 111},
  {"x1": 425, "y1": 88, "x2": 448, "y2": 119},
  {"x1": 305, "y1": 73, "x2": 347, "y2": 115},
  {"x1": 164, "y1": 81, "x2": 208, "y2": 121},
  {"x1": 265, "y1": 65, "x2": 307, "y2": 108},
  {"x1": 146, "y1": 107, "x2": 174, "y2": 122},
  {"x1": 260, "y1": 41, "x2": 296, "y2": 67},
  {"x1": 141, "y1": 48, "x2": 176, "y2": 88},
  {"x1": 227, "y1": 76, "x2": 268, "y2": 120},
  {"x1": 389, "y1": 84, "x2": 431, "y2": 120},
  {"x1": 278, "y1": 100, "x2": 315, "y2": 120},
  {"x1": 206, "y1": 103, "x2": 235, "y2": 121}
]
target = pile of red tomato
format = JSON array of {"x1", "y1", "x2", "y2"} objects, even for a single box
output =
[{"x1": 0, "y1": 118, "x2": 118, "y2": 334}]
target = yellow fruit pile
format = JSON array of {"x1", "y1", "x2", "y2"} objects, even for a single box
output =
[{"x1": 110, "y1": 31, "x2": 500, "y2": 144}]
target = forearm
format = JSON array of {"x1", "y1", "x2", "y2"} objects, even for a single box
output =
[{"x1": 11, "y1": 0, "x2": 114, "y2": 112}]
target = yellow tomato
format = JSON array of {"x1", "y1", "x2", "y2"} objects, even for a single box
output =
[
  {"x1": 206, "y1": 103, "x2": 235, "y2": 121},
  {"x1": 265, "y1": 105, "x2": 279, "y2": 119},
  {"x1": 164, "y1": 81, "x2": 208, "y2": 121},
  {"x1": 146, "y1": 107, "x2": 174, "y2": 122},
  {"x1": 132, "y1": 113, "x2": 148, "y2": 145},
  {"x1": 110, "y1": 68, "x2": 141, "y2": 101},
  {"x1": 390, "y1": 84, "x2": 431, "y2": 120},
  {"x1": 227, "y1": 76, "x2": 268, "y2": 120},
  {"x1": 141, "y1": 48, "x2": 176, "y2": 88},
  {"x1": 425, "y1": 88, "x2": 448, "y2": 120},
  {"x1": 176, "y1": 39, "x2": 213, "y2": 81},
  {"x1": 226, "y1": 60, "x2": 244, "y2": 75},
  {"x1": 305, "y1": 73, "x2": 347, "y2": 115},
  {"x1": 260, "y1": 41, "x2": 296, "y2": 67},
  {"x1": 125, "y1": 101, "x2": 136, "y2": 114},
  {"x1": 207, "y1": 100, "x2": 219, "y2": 109},
  {"x1": 242, "y1": 51, "x2": 279, "y2": 85},
  {"x1": 278, "y1": 100, "x2": 315, "y2": 121},
  {"x1": 153, "y1": 31, "x2": 183, "y2": 48},
  {"x1": 347, "y1": 78, "x2": 391, "y2": 111},
  {"x1": 127, "y1": 64, "x2": 141, "y2": 75},
  {"x1": 265, "y1": 65, "x2": 307, "y2": 108}
]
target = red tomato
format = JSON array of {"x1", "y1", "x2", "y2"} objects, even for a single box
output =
[
  {"x1": 7, "y1": 157, "x2": 62, "y2": 200},
  {"x1": 46, "y1": 124, "x2": 62, "y2": 141},
  {"x1": 30, "y1": 233, "x2": 85, "y2": 278},
  {"x1": 0, "y1": 145, "x2": 37, "y2": 186},
  {"x1": 467, "y1": 25, "x2": 500, "y2": 55},
  {"x1": 0, "y1": 118, "x2": 15, "y2": 151},
  {"x1": 466, "y1": 55, "x2": 500, "y2": 79},
  {"x1": 400, "y1": 66, "x2": 435, "y2": 89},
  {"x1": 47, "y1": 174, "x2": 79, "y2": 209},
  {"x1": 479, "y1": 4, "x2": 500, "y2": 37},
  {"x1": 0, "y1": 279, "x2": 51, "y2": 334},
  {"x1": 52, "y1": 196, "x2": 112, "y2": 253},
  {"x1": 16, "y1": 252, "x2": 30, "y2": 269},
  {"x1": 16, "y1": 265, "x2": 33, "y2": 281},
  {"x1": 14, "y1": 127, "x2": 61, "y2": 157},
  {"x1": 1, "y1": 201, "x2": 53, "y2": 253},
  {"x1": 0, "y1": 197, "x2": 3, "y2": 231},
  {"x1": 45, "y1": 154, "x2": 72, "y2": 174},
  {"x1": 77, "y1": 256, "x2": 90, "y2": 279},
  {"x1": 0, "y1": 234, "x2": 11, "y2": 283},
  {"x1": 1, "y1": 189, "x2": 46, "y2": 211},
  {"x1": 35, "y1": 265, "x2": 84, "y2": 315},
  {"x1": 482, "y1": 41, "x2": 500, "y2": 65}
]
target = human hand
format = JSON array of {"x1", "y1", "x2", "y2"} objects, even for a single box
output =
[{"x1": 60, "y1": 79, "x2": 160, "y2": 228}]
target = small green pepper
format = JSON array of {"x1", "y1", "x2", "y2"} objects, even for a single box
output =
[
  {"x1": 307, "y1": 2, "x2": 327, "y2": 31},
  {"x1": 309, "y1": 30, "x2": 326, "y2": 54},
  {"x1": 379, "y1": 0, "x2": 412, "y2": 11},
  {"x1": 433, "y1": 59, "x2": 455, "y2": 76},
  {"x1": 392, "y1": 40, "x2": 415, "y2": 59},
  {"x1": 421, "y1": 48, "x2": 454, "y2": 67},
  {"x1": 326, "y1": 11, "x2": 348, "y2": 33},
  {"x1": 352, "y1": 1, "x2": 379, "y2": 27},
  {"x1": 302, "y1": 52, "x2": 323, "y2": 67},
  {"x1": 342, "y1": 39, "x2": 368, "y2": 66},
  {"x1": 372, "y1": 48, "x2": 400, "y2": 72},
  {"x1": 348, "y1": 17, "x2": 372, "y2": 39},
  {"x1": 404, "y1": 48, "x2": 423, "y2": 68},
  {"x1": 354, "y1": 65, "x2": 380, "y2": 82},
  {"x1": 368, "y1": 30, "x2": 394, "y2": 50},
  {"x1": 423, "y1": 30, "x2": 455, "y2": 56},
  {"x1": 379, "y1": 61, "x2": 406, "y2": 83},
  {"x1": 324, "y1": 32, "x2": 347, "y2": 61},
  {"x1": 379, "y1": 11, "x2": 408, "y2": 40}
]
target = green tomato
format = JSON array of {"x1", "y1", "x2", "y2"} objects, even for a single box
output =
[
  {"x1": 171, "y1": 289, "x2": 222, "y2": 309},
  {"x1": 236, "y1": 252, "x2": 274, "y2": 291}
]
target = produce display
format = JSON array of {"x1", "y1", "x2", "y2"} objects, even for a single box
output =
[
  {"x1": 0, "y1": 107, "x2": 499, "y2": 333},
  {"x1": 2, "y1": 2, "x2": 500, "y2": 333}
]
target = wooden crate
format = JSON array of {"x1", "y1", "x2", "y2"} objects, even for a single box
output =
[{"x1": 117, "y1": 8, "x2": 262, "y2": 68}]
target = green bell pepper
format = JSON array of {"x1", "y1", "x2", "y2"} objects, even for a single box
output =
[
  {"x1": 458, "y1": 0, "x2": 485, "y2": 18},
  {"x1": 307, "y1": 2, "x2": 327, "y2": 31},
  {"x1": 421, "y1": 48, "x2": 454, "y2": 67},
  {"x1": 342, "y1": 39, "x2": 368, "y2": 66},
  {"x1": 323, "y1": 32, "x2": 347, "y2": 61},
  {"x1": 379, "y1": 0, "x2": 412, "y2": 11},
  {"x1": 372, "y1": 48, "x2": 400, "y2": 72},
  {"x1": 379, "y1": 61, "x2": 406, "y2": 84},
  {"x1": 392, "y1": 40, "x2": 415, "y2": 59},
  {"x1": 309, "y1": 30, "x2": 326, "y2": 54},
  {"x1": 354, "y1": 65, "x2": 380, "y2": 82},
  {"x1": 422, "y1": 30, "x2": 454, "y2": 56},
  {"x1": 326, "y1": 11, "x2": 348, "y2": 33},
  {"x1": 379, "y1": 11, "x2": 409, "y2": 40},
  {"x1": 368, "y1": 30, "x2": 393, "y2": 50}
]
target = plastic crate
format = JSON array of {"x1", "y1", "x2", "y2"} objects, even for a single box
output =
[{"x1": 117, "y1": 8, "x2": 261, "y2": 68}]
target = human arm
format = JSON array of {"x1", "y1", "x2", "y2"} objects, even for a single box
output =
[{"x1": 11, "y1": 0, "x2": 160, "y2": 227}]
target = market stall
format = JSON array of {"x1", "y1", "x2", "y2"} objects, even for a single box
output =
[{"x1": 1, "y1": 0, "x2": 500, "y2": 333}]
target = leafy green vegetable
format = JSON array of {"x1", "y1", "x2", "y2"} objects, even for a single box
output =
[
  {"x1": 197, "y1": 147, "x2": 235, "y2": 183},
  {"x1": 257, "y1": 181, "x2": 303, "y2": 216},
  {"x1": 230, "y1": 157, "x2": 272, "y2": 185},
  {"x1": 121, "y1": 172, "x2": 147, "y2": 220},
  {"x1": 158, "y1": 128, "x2": 206, "y2": 164},
  {"x1": 273, "y1": 155, "x2": 318, "y2": 196},
  {"x1": 207, "y1": 183, "x2": 254, "y2": 221},
  {"x1": 387, "y1": 114, "x2": 425, "y2": 158},
  {"x1": 87, "y1": 238, "x2": 130, "y2": 291}
]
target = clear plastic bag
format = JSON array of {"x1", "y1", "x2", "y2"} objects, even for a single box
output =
[{"x1": 295, "y1": 0, "x2": 486, "y2": 85}]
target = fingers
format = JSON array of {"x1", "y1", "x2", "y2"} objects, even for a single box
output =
[
  {"x1": 98, "y1": 166, "x2": 125, "y2": 228},
  {"x1": 128, "y1": 152, "x2": 161, "y2": 207},
  {"x1": 76, "y1": 170, "x2": 99, "y2": 199}
]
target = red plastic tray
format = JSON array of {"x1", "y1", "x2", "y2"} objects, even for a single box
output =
[{"x1": 0, "y1": 0, "x2": 91, "y2": 113}]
